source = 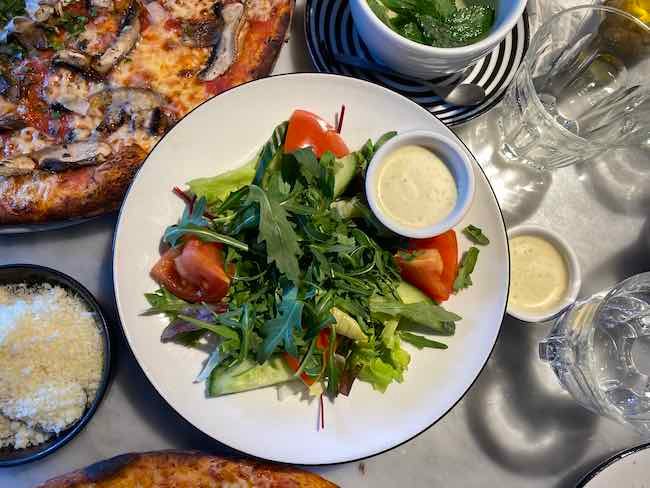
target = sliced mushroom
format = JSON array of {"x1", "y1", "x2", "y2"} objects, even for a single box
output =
[
  {"x1": 0, "y1": 57, "x2": 20, "y2": 102},
  {"x1": 43, "y1": 66, "x2": 100, "y2": 116},
  {"x1": 92, "y1": 87, "x2": 172, "y2": 135},
  {"x1": 0, "y1": 113, "x2": 27, "y2": 131},
  {"x1": 93, "y1": 1, "x2": 141, "y2": 74},
  {"x1": 90, "y1": 0, "x2": 114, "y2": 9},
  {"x1": 52, "y1": 49, "x2": 104, "y2": 81},
  {"x1": 11, "y1": 17, "x2": 49, "y2": 51},
  {"x1": 34, "y1": 141, "x2": 112, "y2": 171},
  {"x1": 25, "y1": 0, "x2": 74, "y2": 22},
  {"x1": 181, "y1": 12, "x2": 224, "y2": 48},
  {"x1": 0, "y1": 156, "x2": 37, "y2": 176},
  {"x1": 198, "y1": 2, "x2": 244, "y2": 81},
  {"x1": 144, "y1": 107, "x2": 174, "y2": 135}
]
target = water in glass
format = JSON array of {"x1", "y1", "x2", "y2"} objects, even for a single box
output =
[
  {"x1": 540, "y1": 273, "x2": 650, "y2": 434},
  {"x1": 497, "y1": 6, "x2": 650, "y2": 170}
]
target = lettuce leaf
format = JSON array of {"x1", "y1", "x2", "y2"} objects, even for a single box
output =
[
  {"x1": 187, "y1": 157, "x2": 257, "y2": 205},
  {"x1": 349, "y1": 332, "x2": 411, "y2": 393}
]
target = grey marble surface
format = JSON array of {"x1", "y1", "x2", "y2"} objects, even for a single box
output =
[{"x1": 2, "y1": 1, "x2": 650, "y2": 486}]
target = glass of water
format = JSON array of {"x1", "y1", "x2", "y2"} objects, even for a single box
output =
[
  {"x1": 540, "y1": 273, "x2": 650, "y2": 434},
  {"x1": 497, "y1": 5, "x2": 650, "y2": 170}
]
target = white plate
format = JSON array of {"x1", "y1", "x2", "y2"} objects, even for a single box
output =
[
  {"x1": 113, "y1": 73, "x2": 510, "y2": 465},
  {"x1": 580, "y1": 444, "x2": 650, "y2": 487}
]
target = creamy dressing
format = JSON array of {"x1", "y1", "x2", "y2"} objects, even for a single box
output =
[
  {"x1": 375, "y1": 145, "x2": 457, "y2": 229},
  {"x1": 508, "y1": 235, "x2": 569, "y2": 315}
]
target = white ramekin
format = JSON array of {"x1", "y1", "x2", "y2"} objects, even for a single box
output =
[
  {"x1": 350, "y1": 0, "x2": 529, "y2": 77},
  {"x1": 365, "y1": 130, "x2": 475, "y2": 239},
  {"x1": 506, "y1": 224, "x2": 582, "y2": 323}
]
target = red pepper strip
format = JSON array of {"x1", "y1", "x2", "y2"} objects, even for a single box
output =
[
  {"x1": 319, "y1": 393, "x2": 325, "y2": 430},
  {"x1": 336, "y1": 104, "x2": 346, "y2": 134},
  {"x1": 172, "y1": 186, "x2": 216, "y2": 219}
]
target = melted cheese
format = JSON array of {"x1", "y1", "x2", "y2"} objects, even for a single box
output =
[
  {"x1": 0, "y1": 97, "x2": 17, "y2": 118},
  {"x1": 2, "y1": 128, "x2": 53, "y2": 159},
  {"x1": 107, "y1": 124, "x2": 160, "y2": 153},
  {"x1": 43, "y1": 68, "x2": 106, "y2": 115},
  {"x1": 162, "y1": 0, "x2": 215, "y2": 19},
  {"x1": 75, "y1": 14, "x2": 120, "y2": 56},
  {"x1": 247, "y1": 0, "x2": 282, "y2": 21},
  {"x1": 109, "y1": 23, "x2": 209, "y2": 114}
]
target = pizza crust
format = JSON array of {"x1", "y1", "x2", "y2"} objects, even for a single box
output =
[
  {"x1": 37, "y1": 450, "x2": 338, "y2": 487},
  {"x1": 0, "y1": 144, "x2": 145, "y2": 223}
]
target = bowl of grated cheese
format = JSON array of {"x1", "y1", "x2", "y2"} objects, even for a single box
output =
[{"x1": 0, "y1": 265, "x2": 111, "y2": 467}]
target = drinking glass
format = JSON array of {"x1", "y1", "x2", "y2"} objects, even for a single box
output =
[
  {"x1": 539, "y1": 273, "x2": 650, "y2": 434},
  {"x1": 497, "y1": 5, "x2": 650, "y2": 170}
]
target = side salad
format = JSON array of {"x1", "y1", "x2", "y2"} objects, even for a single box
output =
[
  {"x1": 145, "y1": 108, "x2": 488, "y2": 399},
  {"x1": 368, "y1": 0, "x2": 496, "y2": 48}
]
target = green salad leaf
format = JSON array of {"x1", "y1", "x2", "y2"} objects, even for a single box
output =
[
  {"x1": 370, "y1": 298, "x2": 462, "y2": 324},
  {"x1": 246, "y1": 185, "x2": 302, "y2": 283},
  {"x1": 374, "y1": 0, "x2": 495, "y2": 48},
  {"x1": 463, "y1": 224, "x2": 490, "y2": 245},
  {"x1": 254, "y1": 121, "x2": 288, "y2": 186},
  {"x1": 453, "y1": 246, "x2": 480, "y2": 291},
  {"x1": 187, "y1": 158, "x2": 257, "y2": 204},
  {"x1": 258, "y1": 285, "x2": 304, "y2": 362},
  {"x1": 144, "y1": 287, "x2": 191, "y2": 316},
  {"x1": 400, "y1": 331, "x2": 447, "y2": 349}
]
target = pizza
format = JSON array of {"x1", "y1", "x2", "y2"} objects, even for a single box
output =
[
  {"x1": 38, "y1": 451, "x2": 338, "y2": 487},
  {"x1": 0, "y1": 0, "x2": 293, "y2": 224}
]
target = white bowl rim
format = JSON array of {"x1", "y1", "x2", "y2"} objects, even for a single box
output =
[
  {"x1": 365, "y1": 129, "x2": 476, "y2": 239},
  {"x1": 506, "y1": 224, "x2": 582, "y2": 323},
  {"x1": 353, "y1": 0, "x2": 528, "y2": 56}
]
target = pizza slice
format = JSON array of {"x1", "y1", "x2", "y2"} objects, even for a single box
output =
[
  {"x1": 0, "y1": 0, "x2": 293, "y2": 224},
  {"x1": 38, "y1": 451, "x2": 339, "y2": 488}
]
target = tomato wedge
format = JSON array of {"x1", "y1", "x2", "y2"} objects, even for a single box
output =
[
  {"x1": 150, "y1": 237, "x2": 230, "y2": 303},
  {"x1": 282, "y1": 329, "x2": 331, "y2": 386},
  {"x1": 395, "y1": 230, "x2": 459, "y2": 303},
  {"x1": 284, "y1": 109, "x2": 350, "y2": 158},
  {"x1": 410, "y1": 230, "x2": 459, "y2": 296},
  {"x1": 395, "y1": 248, "x2": 449, "y2": 303},
  {"x1": 283, "y1": 353, "x2": 316, "y2": 386}
]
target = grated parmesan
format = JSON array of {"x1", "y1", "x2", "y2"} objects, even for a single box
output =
[{"x1": 0, "y1": 284, "x2": 104, "y2": 450}]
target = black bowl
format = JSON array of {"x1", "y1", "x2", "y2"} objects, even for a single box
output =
[{"x1": 0, "y1": 264, "x2": 112, "y2": 467}]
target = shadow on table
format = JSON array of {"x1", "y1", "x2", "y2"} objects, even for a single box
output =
[
  {"x1": 455, "y1": 110, "x2": 553, "y2": 227},
  {"x1": 575, "y1": 146, "x2": 650, "y2": 217},
  {"x1": 287, "y1": 1, "x2": 313, "y2": 73},
  {"x1": 464, "y1": 317, "x2": 599, "y2": 478},
  {"x1": 111, "y1": 318, "x2": 242, "y2": 458},
  {"x1": 581, "y1": 218, "x2": 650, "y2": 294}
]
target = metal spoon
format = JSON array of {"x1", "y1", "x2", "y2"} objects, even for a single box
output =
[{"x1": 331, "y1": 51, "x2": 486, "y2": 106}]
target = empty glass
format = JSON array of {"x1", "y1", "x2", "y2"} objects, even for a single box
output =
[
  {"x1": 540, "y1": 273, "x2": 650, "y2": 434},
  {"x1": 497, "y1": 5, "x2": 650, "y2": 170}
]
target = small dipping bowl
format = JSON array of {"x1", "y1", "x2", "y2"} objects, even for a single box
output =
[
  {"x1": 0, "y1": 265, "x2": 111, "y2": 467},
  {"x1": 506, "y1": 225, "x2": 582, "y2": 323},
  {"x1": 365, "y1": 130, "x2": 476, "y2": 239}
]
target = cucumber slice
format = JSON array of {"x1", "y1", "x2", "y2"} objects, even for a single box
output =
[
  {"x1": 397, "y1": 281, "x2": 431, "y2": 304},
  {"x1": 208, "y1": 356, "x2": 294, "y2": 396},
  {"x1": 333, "y1": 153, "x2": 358, "y2": 198},
  {"x1": 332, "y1": 307, "x2": 367, "y2": 342}
]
